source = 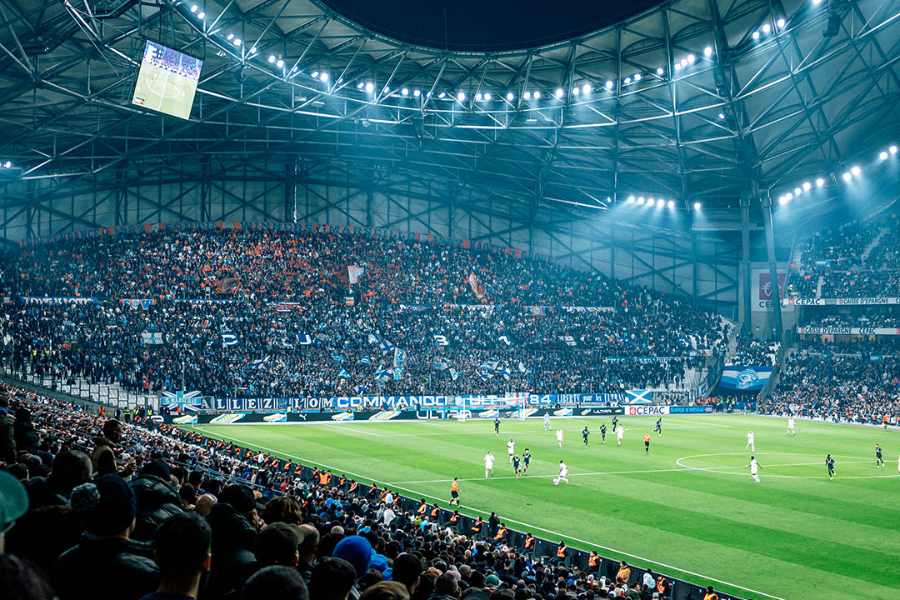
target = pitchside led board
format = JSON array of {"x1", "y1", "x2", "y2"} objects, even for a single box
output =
[{"x1": 131, "y1": 40, "x2": 203, "y2": 120}]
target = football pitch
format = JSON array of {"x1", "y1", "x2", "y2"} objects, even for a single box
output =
[
  {"x1": 188, "y1": 415, "x2": 900, "y2": 600},
  {"x1": 131, "y1": 62, "x2": 197, "y2": 119}
]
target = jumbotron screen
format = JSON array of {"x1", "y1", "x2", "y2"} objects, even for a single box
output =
[{"x1": 131, "y1": 40, "x2": 203, "y2": 120}]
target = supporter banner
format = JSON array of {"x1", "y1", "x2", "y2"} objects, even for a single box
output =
[
  {"x1": 269, "y1": 302, "x2": 304, "y2": 312},
  {"x1": 626, "y1": 405, "x2": 670, "y2": 416},
  {"x1": 719, "y1": 366, "x2": 775, "y2": 390},
  {"x1": 605, "y1": 356, "x2": 681, "y2": 362},
  {"x1": 20, "y1": 296, "x2": 97, "y2": 304},
  {"x1": 121, "y1": 299, "x2": 156, "y2": 310},
  {"x1": 558, "y1": 306, "x2": 616, "y2": 314},
  {"x1": 161, "y1": 391, "x2": 202, "y2": 406},
  {"x1": 205, "y1": 395, "x2": 451, "y2": 412},
  {"x1": 140, "y1": 332, "x2": 165, "y2": 345},
  {"x1": 668, "y1": 405, "x2": 715, "y2": 414},
  {"x1": 784, "y1": 297, "x2": 900, "y2": 306},
  {"x1": 751, "y1": 270, "x2": 792, "y2": 312},
  {"x1": 172, "y1": 298, "x2": 241, "y2": 304},
  {"x1": 625, "y1": 390, "x2": 652, "y2": 405},
  {"x1": 797, "y1": 326, "x2": 900, "y2": 335},
  {"x1": 527, "y1": 393, "x2": 625, "y2": 405}
]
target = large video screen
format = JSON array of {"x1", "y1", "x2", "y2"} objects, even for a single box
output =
[{"x1": 132, "y1": 40, "x2": 203, "y2": 120}]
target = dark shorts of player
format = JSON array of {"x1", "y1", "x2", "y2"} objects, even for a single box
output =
[
  {"x1": 451, "y1": 491, "x2": 459, "y2": 499},
  {"x1": 645, "y1": 441, "x2": 650, "y2": 447}
]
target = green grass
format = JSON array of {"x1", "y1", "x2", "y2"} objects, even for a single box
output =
[{"x1": 187, "y1": 415, "x2": 900, "y2": 600}]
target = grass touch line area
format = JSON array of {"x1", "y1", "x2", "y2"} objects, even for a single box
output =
[{"x1": 187, "y1": 415, "x2": 900, "y2": 600}]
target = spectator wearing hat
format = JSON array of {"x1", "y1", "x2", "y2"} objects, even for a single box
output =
[
  {"x1": 333, "y1": 535, "x2": 373, "y2": 599},
  {"x1": 0, "y1": 470, "x2": 29, "y2": 553},
  {"x1": 139, "y1": 513, "x2": 211, "y2": 600},
  {"x1": 54, "y1": 474, "x2": 159, "y2": 600}
]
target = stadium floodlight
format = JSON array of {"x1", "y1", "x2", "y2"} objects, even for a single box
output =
[
  {"x1": 851, "y1": 165, "x2": 861, "y2": 176},
  {"x1": 762, "y1": 23, "x2": 772, "y2": 34},
  {"x1": 572, "y1": 87, "x2": 580, "y2": 96},
  {"x1": 776, "y1": 18, "x2": 786, "y2": 28},
  {"x1": 383, "y1": 86, "x2": 390, "y2": 93},
  {"x1": 751, "y1": 31, "x2": 760, "y2": 40},
  {"x1": 320, "y1": 72, "x2": 329, "y2": 82},
  {"x1": 197, "y1": 11, "x2": 205, "y2": 18},
  {"x1": 475, "y1": 92, "x2": 482, "y2": 101},
  {"x1": 803, "y1": 181, "x2": 812, "y2": 191},
  {"x1": 657, "y1": 199, "x2": 666, "y2": 207},
  {"x1": 627, "y1": 195, "x2": 636, "y2": 203},
  {"x1": 637, "y1": 196, "x2": 645, "y2": 205},
  {"x1": 276, "y1": 59, "x2": 284, "y2": 68},
  {"x1": 484, "y1": 92, "x2": 492, "y2": 101},
  {"x1": 842, "y1": 172, "x2": 852, "y2": 182},
  {"x1": 891, "y1": 145, "x2": 898, "y2": 154},
  {"x1": 779, "y1": 196, "x2": 788, "y2": 205},
  {"x1": 226, "y1": 33, "x2": 234, "y2": 41},
  {"x1": 311, "y1": 71, "x2": 319, "y2": 78},
  {"x1": 357, "y1": 81, "x2": 365, "y2": 89},
  {"x1": 337, "y1": 77, "x2": 343, "y2": 84},
  {"x1": 268, "y1": 55, "x2": 276, "y2": 64},
  {"x1": 524, "y1": 91, "x2": 531, "y2": 100},
  {"x1": 880, "y1": 151, "x2": 889, "y2": 161},
  {"x1": 506, "y1": 91, "x2": 515, "y2": 101},
  {"x1": 402, "y1": 87, "x2": 409, "y2": 96},
  {"x1": 438, "y1": 92, "x2": 446, "y2": 98},
  {"x1": 693, "y1": 201, "x2": 702, "y2": 210},
  {"x1": 190, "y1": 4, "x2": 198, "y2": 12},
  {"x1": 816, "y1": 177, "x2": 825, "y2": 187},
  {"x1": 605, "y1": 80, "x2": 614, "y2": 90},
  {"x1": 233, "y1": 38, "x2": 241, "y2": 47},
  {"x1": 249, "y1": 46, "x2": 257, "y2": 55},
  {"x1": 704, "y1": 46, "x2": 713, "y2": 57},
  {"x1": 533, "y1": 90, "x2": 541, "y2": 99},
  {"x1": 555, "y1": 87, "x2": 564, "y2": 98},
  {"x1": 680, "y1": 58, "x2": 688, "y2": 67},
  {"x1": 457, "y1": 91, "x2": 466, "y2": 102},
  {"x1": 3, "y1": 161, "x2": 10, "y2": 168},
  {"x1": 794, "y1": 187, "x2": 802, "y2": 196},
  {"x1": 413, "y1": 89, "x2": 421, "y2": 97},
  {"x1": 634, "y1": 73, "x2": 642, "y2": 82},
  {"x1": 365, "y1": 82, "x2": 374, "y2": 93},
  {"x1": 718, "y1": 112, "x2": 726, "y2": 120},
  {"x1": 812, "y1": 0, "x2": 823, "y2": 5},
  {"x1": 656, "y1": 67, "x2": 664, "y2": 76},
  {"x1": 624, "y1": 77, "x2": 631, "y2": 85},
  {"x1": 426, "y1": 91, "x2": 432, "y2": 97},
  {"x1": 687, "y1": 54, "x2": 695, "y2": 64},
  {"x1": 582, "y1": 83, "x2": 590, "y2": 94},
  {"x1": 648, "y1": 198, "x2": 654, "y2": 205},
  {"x1": 674, "y1": 63, "x2": 682, "y2": 72},
  {"x1": 785, "y1": 192, "x2": 793, "y2": 200},
  {"x1": 667, "y1": 200, "x2": 675, "y2": 208}
]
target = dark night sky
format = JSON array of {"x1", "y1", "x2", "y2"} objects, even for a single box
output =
[{"x1": 321, "y1": 0, "x2": 664, "y2": 51}]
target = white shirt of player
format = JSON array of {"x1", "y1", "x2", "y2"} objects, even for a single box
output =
[
  {"x1": 617, "y1": 426, "x2": 624, "y2": 439},
  {"x1": 787, "y1": 417, "x2": 795, "y2": 431},
  {"x1": 747, "y1": 431, "x2": 755, "y2": 443},
  {"x1": 749, "y1": 458, "x2": 759, "y2": 475},
  {"x1": 559, "y1": 461, "x2": 568, "y2": 477},
  {"x1": 556, "y1": 429, "x2": 564, "y2": 442},
  {"x1": 507, "y1": 440, "x2": 515, "y2": 455},
  {"x1": 484, "y1": 452, "x2": 494, "y2": 469}
]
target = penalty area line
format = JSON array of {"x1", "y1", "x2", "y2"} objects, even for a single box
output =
[{"x1": 196, "y1": 427, "x2": 787, "y2": 600}]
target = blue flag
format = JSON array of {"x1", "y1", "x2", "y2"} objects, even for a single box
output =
[
  {"x1": 222, "y1": 333, "x2": 238, "y2": 347},
  {"x1": 251, "y1": 357, "x2": 269, "y2": 370},
  {"x1": 338, "y1": 368, "x2": 351, "y2": 378}
]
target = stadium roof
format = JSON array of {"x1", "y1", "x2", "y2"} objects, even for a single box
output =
[{"x1": 0, "y1": 0, "x2": 899, "y2": 222}]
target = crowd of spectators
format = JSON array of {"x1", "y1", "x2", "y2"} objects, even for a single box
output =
[
  {"x1": 725, "y1": 335, "x2": 778, "y2": 367},
  {"x1": 764, "y1": 338, "x2": 900, "y2": 424},
  {"x1": 0, "y1": 228, "x2": 727, "y2": 398},
  {"x1": 798, "y1": 312, "x2": 900, "y2": 328},
  {"x1": 0, "y1": 383, "x2": 684, "y2": 600}
]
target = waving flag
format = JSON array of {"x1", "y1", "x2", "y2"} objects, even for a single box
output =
[
  {"x1": 348, "y1": 265, "x2": 365, "y2": 284},
  {"x1": 252, "y1": 357, "x2": 269, "y2": 370},
  {"x1": 500, "y1": 367, "x2": 511, "y2": 380},
  {"x1": 498, "y1": 335, "x2": 511, "y2": 346},
  {"x1": 433, "y1": 360, "x2": 449, "y2": 371},
  {"x1": 359, "y1": 357, "x2": 371, "y2": 365},
  {"x1": 331, "y1": 354, "x2": 345, "y2": 363},
  {"x1": 338, "y1": 368, "x2": 351, "y2": 379},
  {"x1": 393, "y1": 347, "x2": 407, "y2": 368},
  {"x1": 518, "y1": 361, "x2": 528, "y2": 374},
  {"x1": 354, "y1": 384, "x2": 368, "y2": 395},
  {"x1": 296, "y1": 334, "x2": 313, "y2": 345},
  {"x1": 392, "y1": 368, "x2": 403, "y2": 381},
  {"x1": 375, "y1": 366, "x2": 392, "y2": 382},
  {"x1": 367, "y1": 333, "x2": 380, "y2": 344},
  {"x1": 478, "y1": 371, "x2": 493, "y2": 381},
  {"x1": 561, "y1": 335, "x2": 576, "y2": 346},
  {"x1": 479, "y1": 361, "x2": 500, "y2": 372},
  {"x1": 433, "y1": 334, "x2": 450, "y2": 346},
  {"x1": 221, "y1": 333, "x2": 238, "y2": 347},
  {"x1": 449, "y1": 368, "x2": 459, "y2": 381},
  {"x1": 467, "y1": 272, "x2": 485, "y2": 299},
  {"x1": 379, "y1": 340, "x2": 395, "y2": 354}
]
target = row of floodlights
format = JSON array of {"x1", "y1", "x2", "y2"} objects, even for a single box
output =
[{"x1": 777, "y1": 144, "x2": 898, "y2": 205}]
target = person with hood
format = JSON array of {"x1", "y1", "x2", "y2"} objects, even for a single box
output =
[
  {"x1": 53, "y1": 474, "x2": 160, "y2": 600},
  {"x1": 13, "y1": 407, "x2": 39, "y2": 457},
  {"x1": 0, "y1": 393, "x2": 16, "y2": 464},
  {"x1": 205, "y1": 485, "x2": 259, "y2": 600},
  {"x1": 130, "y1": 461, "x2": 184, "y2": 542}
]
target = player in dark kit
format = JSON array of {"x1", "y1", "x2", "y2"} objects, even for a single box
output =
[
  {"x1": 494, "y1": 417, "x2": 500, "y2": 436},
  {"x1": 611, "y1": 416, "x2": 619, "y2": 432},
  {"x1": 655, "y1": 418, "x2": 662, "y2": 436},
  {"x1": 875, "y1": 444, "x2": 884, "y2": 467},
  {"x1": 600, "y1": 423, "x2": 607, "y2": 443},
  {"x1": 513, "y1": 453, "x2": 522, "y2": 477},
  {"x1": 826, "y1": 454, "x2": 835, "y2": 479},
  {"x1": 522, "y1": 449, "x2": 531, "y2": 475},
  {"x1": 582, "y1": 426, "x2": 590, "y2": 447}
]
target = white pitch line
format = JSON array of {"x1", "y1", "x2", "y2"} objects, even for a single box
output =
[
  {"x1": 393, "y1": 466, "x2": 695, "y2": 484},
  {"x1": 327, "y1": 424, "x2": 383, "y2": 437},
  {"x1": 197, "y1": 426, "x2": 787, "y2": 600}
]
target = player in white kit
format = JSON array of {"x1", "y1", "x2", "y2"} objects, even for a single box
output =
[
  {"x1": 787, "y1": 417, "x2": 795, "y2": 436},
  {"x1": 746, "y1": 430, "x2": 755, "y2": 451},
  {"x1": 746, "y1": 456, "x2": 762, "y2": 483},
  {"x1": 553, "y1": 460, "x2": 569, "y2": 485},
  {"x1": 617, "y1": 425, "x2": 624, "y2": 445},
  {"x1": 507, "y1": 439, "x2": 515, "y2": 462},
  {"x1": 556, "y1": 428, "x2": 564, "y2": 447},
  {"x1": 544, "y1": 414, "x2": 551, "y2": 431},
  {"x1": 484, "y1": 451, "x2": 495, "y2": 479}
]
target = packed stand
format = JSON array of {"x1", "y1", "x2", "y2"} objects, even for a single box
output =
[
  {"x1": 0, "y1": 383, "x2": 685, "y2": 600},
  {"x1": 0, "y1": 228, "x2": 727, "y2": 397},
  {"x1": 764, "y1": 338, "x2": 900, "y2": 424},
  {"x1": 726, "y1": 335, "x2": 778, "y2": 367}
]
